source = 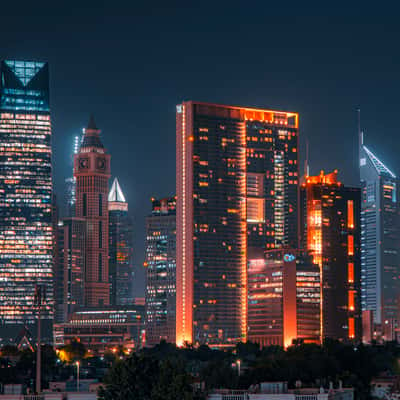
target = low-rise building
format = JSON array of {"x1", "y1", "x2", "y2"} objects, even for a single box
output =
[{"x1": 54, "y1": 305, "x2": 144, "y2": 354}]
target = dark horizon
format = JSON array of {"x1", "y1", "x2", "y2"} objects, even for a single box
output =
[{"x1": 2, "y1": 2, "x2": 400, "y2": 295}]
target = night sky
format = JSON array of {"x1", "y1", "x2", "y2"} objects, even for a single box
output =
[{"x1": 1, "y1": 2, "x2": 399, "y2": 295}]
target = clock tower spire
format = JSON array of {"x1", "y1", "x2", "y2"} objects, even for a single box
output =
[{"x1": 74, "y1": 116, "x2": 111, "y2": 306}]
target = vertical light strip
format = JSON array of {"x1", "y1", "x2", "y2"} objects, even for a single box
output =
[
  {"x1": 347, "y1": 200, "x2": 354, "y2": 229},
  {"x1": 240, "y1": 120, "x2": 247, "y2": 341},
  {"x1": 181, "y1": 104, "x2": 186, "y2": 343}
]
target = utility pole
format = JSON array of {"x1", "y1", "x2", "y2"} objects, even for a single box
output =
[{"x1": 34, "y1": 285, "x2": 45, "y2": 394}]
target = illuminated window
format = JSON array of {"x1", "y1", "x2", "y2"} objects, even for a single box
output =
[
  {"x1": 348, "y1": 317, "x2": 355, "y2": 339},
  {"x1": 347, "y1": 200, "x2": 354, "y2": 229},
  {"x1": 348, "y1": 263, "x2": 354, "y2": 283},
  {"x1": 348, "y1": 291, "x2": 355, "y2": 311},
  {"x1": 348, "y1": 235, "x2": 354, "y2": 256}
]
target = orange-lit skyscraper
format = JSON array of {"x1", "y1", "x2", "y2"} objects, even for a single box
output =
[
  {"x1": 0, "y1": 60, "x2": 54, "y2": 343},
  {"x1": 248, "y1": 250, "x2": 320, "y2": 347},
  {"x1": 176, "y1": 102, "x2": 299, "y2": 346},
  {"x1": 74, "y1": 116, "x2": 111, "y2": 307},
  {"x1": 301, "y1": 170, "x2": 361, "y2": 341}
]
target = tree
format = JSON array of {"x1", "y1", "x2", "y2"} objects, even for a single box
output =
[{"x1": 98, "y1": 353, "x2": 202, "y2": 400}]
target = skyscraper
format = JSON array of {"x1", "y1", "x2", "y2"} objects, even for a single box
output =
[
  {"x1": 248, "y1": 250, "x2": 320, "y2": 347},
  {"x1": 108, "y1": 177, "x2": 134, "y2": 306},
  {"x1": 0, "y1": 60, "x2": 53, "y2": 343},
  {"x1": 64, "y1": 135, "x2": 81, "y2": 217},
  {"x1": 176, "y1": 102, "x2": 298, "y2": 346},
  {"x1": 301, "y1": 170, "x2": 361, "y2": 341},
  {"x1": 74, "y1": 116, "x2": 111, "y2": 307},
  {"x1": 145, "y1": 197, "x2": 176, "y2": 346},
  {"x1": 359, "y1": 134, "x2": 400, "y2": 332},
  {"x1": 54, "y1": 218, "x2": 86, "y2": 323}
]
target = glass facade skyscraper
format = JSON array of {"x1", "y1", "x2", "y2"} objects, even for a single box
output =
[
  {"x1": 301, "y1": 170, "x2": 361, "y2": 341},
  {"x1": 248, "y1": 250, "x2": 320, "y2": 347},
  {"x1": 145, "y1": 197, "x2": 176, "y2": 346},
  {"x1": 108, "y1": 177, "x2": 134, "y2": 306},
  {"x1": 63, "y1": 135, "x2": 81, "y2": 217},
  {"x1": 176, "y1": 102, "x2": 299, "y2": 346},
  {"x1": 360, "y1": 138, "x2": 400, "y2": 330},
  {"x1": 0, "y1": 60, "x2": 53, "y2": 343}
]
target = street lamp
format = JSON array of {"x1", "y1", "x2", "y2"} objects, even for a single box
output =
[
  {"x1": 76, "y1": 361, "x2": 80, "y2": 392},
  {"x1": 236, "y1": 359, "x2": 241, "y2": 376}
]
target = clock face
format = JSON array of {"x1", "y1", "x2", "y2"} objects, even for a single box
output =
[
  {"x1": 79, "y1": 158, "x2": 89, "y2": 169},
  {"x1": 96, "y1": 158, "x2": 106, "y2": 170}
]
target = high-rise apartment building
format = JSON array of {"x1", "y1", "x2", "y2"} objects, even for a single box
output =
[
  {"x1": 108, "y1": 177, "x2": 134, "y2": 306},
  {"x1": 0, "y1": 60, "x2": 53, "y2": 343},
  {"x1": 176, "y1": 102, "x2": 299, "y2": 346},
  {"x1": 145, "y1": 197, "x2": 176, "y2": 346},
  {"x1": 248, "y1": 250, "x2": 320, "y2": 347},
  {"x1": 74, "y1": 116, "x2": 111, "y2": 307},
  {"x1": 359, "y1": 136, "x2": 399, "y2": 331},
  {"x1": 301, "y1": 170, "x2": 361, "y2": 341}
]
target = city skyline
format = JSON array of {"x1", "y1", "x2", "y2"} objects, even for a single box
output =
[{"x1": 2, "y1": 4, "x2": 400, "y2": 295}]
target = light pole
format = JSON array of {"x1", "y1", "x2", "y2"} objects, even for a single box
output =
[
  {"x1": 236, "y1": 359, "x2": 241, "y2": 376},
  {"x1": 34, "y1": 284, "x2": 45, "y2": 394},
  {"x1": 75, "y1": 361, "x2": 80, "y2": 392},
  {"x1": 76, "y1": 361, "x2": 80, "y2": 392}
]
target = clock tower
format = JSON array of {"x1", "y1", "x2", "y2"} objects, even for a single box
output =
[{"x1": 74, "y1": 116, "x2": 111, "y2": 306}]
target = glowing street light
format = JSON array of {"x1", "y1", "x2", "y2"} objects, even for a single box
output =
[{"x1": 76, "y1": 361, "x2": 80, "y2": 392}]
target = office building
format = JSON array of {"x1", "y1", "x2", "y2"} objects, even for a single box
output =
[
  {"x1": 108, "y1": 177, "x2": 134, "y2": 306},
  {"x1": 63, "y1": 135, "x2": 81, "y2": 217},
  {"x1": 54, "y1": 305, "x2": 144, "y2": 355},
  {"x1": 0, "y1": 60, "x2": 53, "y2": 343},
  {"x1": 145, "y1": 197, "x2": 176, "y2": 346},
  {"x1": 54, "y1": 218, "x2": 86, "y2": 323},
  {"x1": 248, "y1": 250, "x2": 321, "y2": 347},
  {"x1": 359, "y1": 135, "x2": 400, "y2": 332},
  {"x1": 176, "y1": 102, "x2": 298, "y2": 346},
  {"x1": 74, "y1": 116, "x2": 111, "y2": 306},
  {"x1": 301, "y1": 170, "x2": 361, "y2": 341}
]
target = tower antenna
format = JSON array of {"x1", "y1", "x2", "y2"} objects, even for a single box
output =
[{"x1": 305, "y1": 138, "x2": 310, "y2": 177}]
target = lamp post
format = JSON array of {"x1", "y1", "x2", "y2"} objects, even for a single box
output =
[
  {"x1": 76, "y1": 361, "x2": 80, "y2": 392},
  {"x1": 236, "y1": 359, "x2": 241, "y2": 376},
  {"x1": 34, "y1": 284, "x2": 45, "y2": 394}
]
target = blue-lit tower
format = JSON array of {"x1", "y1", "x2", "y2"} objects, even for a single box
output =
[
  {"x1": 64, "y1": 135, "x2": 81, "y2": 217},
  {"x1": 360, "y1": 129, "x2": 400, "y2": 335},
  {"x1": 0, "y1": 60, "x2": 53, "y2": 343}
]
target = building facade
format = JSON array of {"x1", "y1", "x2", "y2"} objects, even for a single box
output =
[
  {"x1": 108, "y1": 177, "x2": 134, "y2": 306},
  {"x1": 74, "y1": 116, "x2": 111, "y2": 307},
  {"x1": 145, "y1": 197, "x2": 176, "y2": 346},
  {"x1": 248, "y1": 250, "x2": 320, "y2": 347},
  {"x1": 176, "y1": 102, "x2": 299, "y2": 346},
  {"x1": 54, "y1": 305, "x2": 144, "y2": 355},
  {"x1": 360, "y1": 139, "x2": 400, "y2": 332},
  {"x1": 0, "y1": 60, "x2": 53, "y2": 343},
  {"x1": 55, "y1": 218, "x2": 86, "y2": 323},
  {"x1": 63, "y1": 135, "x2": 81, "y2": 217},
  {"x1": 301, "y1": 170, "x2": 361, "y2": 341}
]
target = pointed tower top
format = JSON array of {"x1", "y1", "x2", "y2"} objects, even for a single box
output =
[
  {"x1": 108, "y1": 178, "x2": 127, "y2": 203},
  {"x1": 363, "y1": 146, "x2": 396, "y2": 178},
  {"x1": 87, "y1": 114, "x2": 98, "y2": 130},
  {"x1": 80, "y1": 114, "x2": 104, "y2": 150}
]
